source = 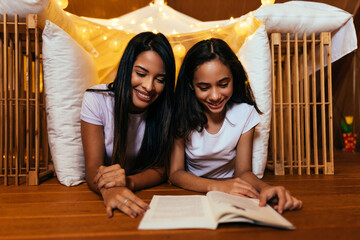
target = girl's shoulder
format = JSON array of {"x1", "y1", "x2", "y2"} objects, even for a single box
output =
[{"x1": 226, "y1": 103, "x2": 260, "y2": 125}]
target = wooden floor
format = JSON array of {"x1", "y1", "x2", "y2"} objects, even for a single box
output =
[{"x1": 1, "y1": 149, "x2": 360, "y2": 240}]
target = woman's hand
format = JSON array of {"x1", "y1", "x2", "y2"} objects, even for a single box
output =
[
  {"x1": 215, "y1": 177, "x2": 259, "y2": 198},
  {"x1": 259, "y1": 185, "x2": 302, "y2": 213},
  {"x1": 101, "y1": 187, "x2": 150, "y2": 218},
  {"x1": 94, "y1": 164, "x2": 126, "y2": 191}
]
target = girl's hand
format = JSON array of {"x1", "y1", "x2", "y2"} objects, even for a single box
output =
[
  {"x1": 259, "y1": 185, "x2": 302, "y2": 213},
  {"x1": 100, "y1": 187, "x2": 150, "y2": 218},
  {"x1": 216, "y1": 177, "x2": 259, "y2": 198},
  {"x1": 94, "y1": 164, "x2": 126, "y2": 190}
]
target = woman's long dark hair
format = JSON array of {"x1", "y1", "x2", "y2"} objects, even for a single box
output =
[
  {"x1": 89, "y1": 32, "x2": 175, "y2": 174},
  {"x1": 173, "y1": 38, "x2": 261, "y2": 139}
]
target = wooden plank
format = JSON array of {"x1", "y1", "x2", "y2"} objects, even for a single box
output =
[
  {"x1": 311, "y1": 33, "x2": 319, "y2": 174},
  {"x1": 15, "y1": 14, "x2": 20, "y2": 185},
  {"x1": 303, "y1": 33, "x2": 311, "y2": 175},
  {"x1": 325, "y1": 32, "x2": 334, "y2": 174},
  {"x1": 320, "y1": 33, "x2": 328, "y2": 173},
  {"x1": 294, "y1": 33, "x2": 302, "y2": 175},
  {"x1": 3, "y1": 13, "x2": 8, "y2": 185},
  {"x1": 286, "y1": 33, "x2": 293, "y2": 174},
  {"x1": 270, "y1": 33, "x2": 279, "y2": 174}
]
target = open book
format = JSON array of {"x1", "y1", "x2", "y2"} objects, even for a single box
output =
[{"x1": 138, "y1": 191, "x2": 294, "y2": 230}]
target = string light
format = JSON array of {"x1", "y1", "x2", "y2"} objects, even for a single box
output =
[
  {"x1": 109, "y1": 39, "x2": 121, "y2": 52},
  {"x1": 173, "y1": 44, "x2": 186, "y2": 59},
  {"x1": 77, "y1": 26, "x2": 90, "y2": 40},
  {"x1": 234, "y1": 20, "x2": 249, "y2": 36},
  {"x1": 261, "y1": 0, "x2": 275, "y2": 5},
  {"x1": 56, "y1": 0, "x2": 68, "y2": 9}
]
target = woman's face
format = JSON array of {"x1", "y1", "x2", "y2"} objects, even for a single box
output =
[
  {"x1": 129, "y1": 50, "x2": 166, "y2": 113},
  {"x1": 192, "y1": 59, "x2": 233, "y2": 117}
]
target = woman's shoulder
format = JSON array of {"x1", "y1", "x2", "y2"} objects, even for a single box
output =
[{"x1": 226, "y1": 102, "x2": 259, "y2": 124}]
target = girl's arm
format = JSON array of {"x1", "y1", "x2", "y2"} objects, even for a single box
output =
[
  {"x1": 81, "y1": 121, "x2": 149, "y2": 218},
  {"x1": 234, "y1": 127, "x2": 302, "y2": 213},
  {"x1": 169, "y1": 138, "x2": 258, "y2": 198}
]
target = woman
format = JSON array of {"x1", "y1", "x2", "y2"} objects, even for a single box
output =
[
  {"x1": 81, "y1": 32, "x2": 175, "y2": 218},
  {"x1": 170, "y1": 38, "x2": 302, "y2": 213}
]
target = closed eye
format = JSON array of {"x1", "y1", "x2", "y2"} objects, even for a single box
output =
[
  {"x1": 136, "y1": 72, "x2": 146, "y2": 77},
  {"x1": 156, "y1": 77, "x2": 166, "y2": 84}
]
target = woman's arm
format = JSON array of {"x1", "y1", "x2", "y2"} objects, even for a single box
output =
[
  {"x1": 81, "y1": 120, "x2": 149, "y2": 217},
  {"x1": 81, "y1": 120, "x2": 108, "y2": 193},
  {"x1": 126, "y1": 167, "x2": 166, "y2": 191},
  {"x1": 234, "y1": 127, "x2": 302, "y2": 213},
  {"x1": 169, "y1": 138, "x2": 258, "y2": 198}
]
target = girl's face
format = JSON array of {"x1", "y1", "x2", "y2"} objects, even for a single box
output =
[
  {"x1": 192, "y1": 59, "x2": 233, "y2": 117},
  {"x1": 129, "y1": 50, "x2": 166, "y2": 113}
]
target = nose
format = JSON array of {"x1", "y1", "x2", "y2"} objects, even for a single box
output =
[
  {"x1": 142, "y1": 76, "x2": 154, "y2": 92},
  {"x1": 209, "y1": 88, "x2": 221, "y2": 102}
]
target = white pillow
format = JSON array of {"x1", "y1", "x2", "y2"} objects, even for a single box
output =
[
  {"x1": 253, "y1": 1, "x2": 351, "y2": 35},
  {"x1": 253, "y1": 1, "x2": 357, "y2": 65},
  {"x1": 238, "y1": 24, "x2": 271, "y2": 178},
  {"x1": 42, "y1": 20, "x2": 98, "y2": 186}
]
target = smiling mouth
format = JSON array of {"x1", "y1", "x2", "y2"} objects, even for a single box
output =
[
  {"x1": 135, "y1": 89, "x2": 152, "y2": 102},
  {"x1": 207, "y1": 99, "x2": 224, "y2": 109}
]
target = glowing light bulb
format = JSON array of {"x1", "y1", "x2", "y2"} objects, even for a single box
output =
[
  {"x1": 234, "y1": 20, "x2": 250, "y2": 36},
  {"x1": 103, "y1": 35, "x2": 108, "y2": 40},
  {"x1": 78, "y1": 26, "x2": 90, "y2": 40},
  {"x1": 109, "y1": 39, "x2": 121, "y2": 52},
  {"x1": 173, "y1": 44, "x2": 186, "y2": 59},
  {"x1": 261, "y1": 0, "x2": 275, "y2": 5},
  {"x1": 152, "y1": 29, "x2": 158, "y2": 34},
  {"x1": 130, "y1": 20, "x2": 136, "y2": 24},
  {"x1": 56, "y1": 0, "x2": 68, "y2": 9}
]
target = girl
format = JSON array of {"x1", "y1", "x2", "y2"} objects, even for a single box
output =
[
  {"x1": 170, "y1": 38, "x2": 302, "y2": 213},
  {"x1": 81, "y1": 32, "x2": 175, "y2": 218}
]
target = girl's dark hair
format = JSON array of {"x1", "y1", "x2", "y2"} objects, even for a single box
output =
[
  {"x1": 173, "y1": 38, "x2": 261, "y2": 139},
  {"x1": 89, "y1": 32, "x2": 175, "y2": 174}
]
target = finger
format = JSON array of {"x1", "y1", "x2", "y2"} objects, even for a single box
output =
[
  {"x1": 129, "y1": 194, "x2": 150, "y2": 211},
  {"x1": 99, "y1": 172, "x2": 126, "y2": 189},
  {"x1": 97, "y1": 164, "x2": 122, "y2": 179},
  {"x1": 117, "y1": 200, "x2": 137, "y2": 218},
  {"x1": 275, "y1": 188, "x2": 286, "y2": 214},
  {"x1": 234, "y1": 185, "x2": 259, "y2": 198},
  {"x1": 106, "y1": 206, "x2": 113, "y2": 218},
  {"x1": 259, "y1": 189, "x2": 273, "y2": 207},
  {"x1": 283, "y1": 191, "x2": 293, "y2": 211},
  {"x1": 290, "y1": 198, "x2": 302, "y2": 210},
  {"x1": 124, "y1": 199, "x2": 147, "y2": 216}
]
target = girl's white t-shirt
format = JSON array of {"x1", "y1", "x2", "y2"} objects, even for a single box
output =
[
  {"x1": 80, "y1": 84, "x2": 146, "y2": 160},
  {"x1": 185, "y1": 103, "x2": 261, "y2": 179}
]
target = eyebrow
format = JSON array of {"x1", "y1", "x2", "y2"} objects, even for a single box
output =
[
  {"x1": 134, "y1": 65, "x2": 166, "y2": 77},
  {"x1": 134, "y1": 65, "x2": 149, "y2": 72},
  {"x1": 196, "y1": 77, "x2": 231, "y2": 85}
]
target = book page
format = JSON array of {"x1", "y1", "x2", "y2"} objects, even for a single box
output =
[
  {"x1": 207, "y1": 191, "x2": 295, "y2": 229},
  {"x1": 138, "y1": 195, "x2": 217, "y2": 230}
]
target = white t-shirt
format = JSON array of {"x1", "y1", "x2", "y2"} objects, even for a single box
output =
[
  {"x1": 185, "y1": 103, "x2": 261, "y2": 179},
  {"x1": 80, "y1": 84, "x2": 146, "y2": 160}
]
